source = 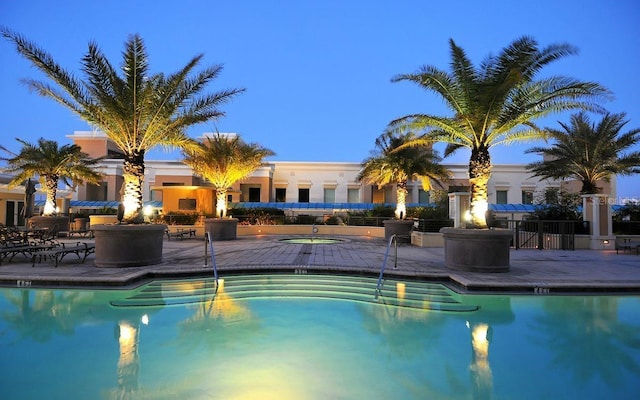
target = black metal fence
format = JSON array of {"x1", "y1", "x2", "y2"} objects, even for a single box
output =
[
  {"x1": 494, "y1": 220, "x2": 588, "y2": 250},
  {"x1": 412, "y1": 219, "x2": 455, "y2": 233},
  {"x1": 613, "y1": 221, "x2": 640, "y2": 235}
]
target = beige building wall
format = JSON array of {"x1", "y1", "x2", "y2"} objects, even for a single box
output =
[{"x1": 59, "y1": 130, "x2": 621, "y2": 216}]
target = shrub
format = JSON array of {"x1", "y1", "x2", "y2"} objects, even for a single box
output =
[
  {"x1": 163, "y1": 211, "x2": 199, "y2": 225},
  {"x1": 613, "y1": 201, "x2": 640, "y2": 221},
  {"x1": 529, "y1": 188, "x2": 581, "y2": 221}
]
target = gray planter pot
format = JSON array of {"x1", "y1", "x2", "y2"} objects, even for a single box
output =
[
  {"x1": 204, "y1": 218, "x2": 239, "y2": 241},
  {"x1": 383, "y1": 219, "x2": 414, "y2": 243},
  {"x1": 440, "y1": 227, "x2": 512, "y2": 272},
  {"x1": 92, "y1": 224, "x2": 167, "y2": 267}
]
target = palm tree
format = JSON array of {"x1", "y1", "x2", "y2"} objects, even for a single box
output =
[
  {"x1": 0, "y1": 138, "x2": 103, "y2": 216},
  {"x1": 181, "y1": 133, "x2": 274, "y2": 218},
  {"x1": 525, "y1": 112, "x2": 640, "y2": 194},
  {"x1": 1, "y1": 28, "x2": 244, "y2": 223},
  {"x1": 390, "y1": 36, "x2": 611, "y2": 228},
  {"x1": 358, "y1": 130, "x2": 450, "y2": 219}
]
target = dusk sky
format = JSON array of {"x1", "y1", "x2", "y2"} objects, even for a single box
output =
[{"x1": 1, "y1": 0, "x2": 639, "y2": 201}]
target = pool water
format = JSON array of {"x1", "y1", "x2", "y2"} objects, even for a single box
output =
[
  {"x1": 278, "y1": 238, "x2": 345, "y2": 244},
  {"x1": 1, "y1": 274, "x2": 639, "y2": 399}
]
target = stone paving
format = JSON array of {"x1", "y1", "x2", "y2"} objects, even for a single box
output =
[{"x1": 1, "y1": 235, "x2": 639, "y2": 293}]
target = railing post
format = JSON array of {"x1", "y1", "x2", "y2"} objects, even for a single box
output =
[{"x1": 537, "y1": 220, "x2": 544, "y2": 250}]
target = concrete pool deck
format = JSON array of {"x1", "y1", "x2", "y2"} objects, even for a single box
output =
[{"x1": 1, "y1": 235, "x2": 639, "y2": 293}]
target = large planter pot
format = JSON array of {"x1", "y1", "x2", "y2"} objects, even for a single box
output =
[
  {"x1": 204, "y1": 218, "x2": 239, "y2": 241},
  {"x1": 92, "y1": 224, "x2": 167, "y2": 267},
  {"x1": 27, "y1": 216, "x2": 70, "y2": 234},
  {"x1": 383, "y1": 219, "x2": 414, "y2": 243},
  {"x1": 440, "y1": 227, "x2": 512, "y2": 272}
]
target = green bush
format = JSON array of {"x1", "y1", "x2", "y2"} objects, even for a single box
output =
[
  {"x1": 163, "y1": 212, "x2": 199, "y2": 225},
  {"x1": 613, "y1": 201, "x2": 640, "y2": 221},
  {"x1": 529, "y1": 188, "x2": 581, "y2": 221},
  {"x1": 348, "y1": 205, "x2": 395, "y2": 218}
]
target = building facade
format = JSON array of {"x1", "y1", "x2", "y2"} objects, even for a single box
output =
[{"x1": 0, "y1": 130, "x2": 617, "y2": 225}]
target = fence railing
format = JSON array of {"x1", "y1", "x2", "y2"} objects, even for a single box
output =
[
  {"x1": 613, "y1": 221, "x2": 640, "y2": 235},
  {"x1": 412, "y1": 219, "x2": 454, "y2": 233},
  {"x1": 496, "y1": 220, "x2": 587, "y2": 250}
]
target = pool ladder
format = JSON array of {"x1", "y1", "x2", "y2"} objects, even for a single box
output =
[
  {"x1": 204, "y1": 231, "x2": 219, "y2": 287},
  {"x1": 376, "y1": 234, "x2": 399, "y2": 291}
]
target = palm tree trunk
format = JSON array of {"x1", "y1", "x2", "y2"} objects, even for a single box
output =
[
  {"x1": 215, "y1": 188, "x2": 228, "y2": 218},
  {"x1": 121, "y1": 151, "x2": 145, "y2": 223},
  {"x1": 395, "y1": 182, "x2": 408, "y2": 219},
  {"x1": 469, "y1": 146, "x2": 491, "y2": 228},
  {"x1": 43, "y1": 175, "x2": 58, "y2": 216}
]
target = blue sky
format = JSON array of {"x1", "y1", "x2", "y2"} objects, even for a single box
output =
[{"x1": 1, "y1": 0, "x2": 639, "y2": 201}]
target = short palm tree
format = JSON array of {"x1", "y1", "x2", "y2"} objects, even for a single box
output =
[
  {"x1": 181, "y1": 133, "x2": 274, "y2": 218},
  {"x1": 525, "y1": 112, "x2": 640, "y2": 194},
  {"x1": 0, "y1": 138, "x2": 103, "y2": 216},
  {"x1": 358, "y1": 130, "x2": 450, "y2": 219},
  {"x1": 1, "y1": 28, "x2": 244, "y2": 223},
  {"x1": 390, "y1": 36, "x2": 610, "y2": 228}
]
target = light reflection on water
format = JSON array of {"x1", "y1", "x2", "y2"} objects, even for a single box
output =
[{"x1": 0, "y1": 276, "x2": 639, "y2": 400}]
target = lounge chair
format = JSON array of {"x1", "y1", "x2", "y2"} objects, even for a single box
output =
[{"x1": 31, "y1": 242, "x2": 96, "y2": 267}]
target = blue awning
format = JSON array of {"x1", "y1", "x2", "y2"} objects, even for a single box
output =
[
  {"x1": 489, "y1": 204, "x2": 536, "y2": 213},
  {"x1": 34, "y1": 200, "x2": 163, "y2": 209}
]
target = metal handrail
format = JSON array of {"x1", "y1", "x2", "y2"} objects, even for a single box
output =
[
  {"x1": 376, "y1": 234, "x2": 398, "y2": 291},
  {"x1": 204, "y1": 232, "x2": 219, "y2": 286}
]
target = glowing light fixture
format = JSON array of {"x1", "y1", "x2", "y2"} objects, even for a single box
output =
[{"x1": 470, "y1": 200, "x2": 488, "y2": 224}]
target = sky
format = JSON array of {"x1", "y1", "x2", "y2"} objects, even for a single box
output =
[{"x1": 1, "y1": 0, "x2": 639, "y2": 202}]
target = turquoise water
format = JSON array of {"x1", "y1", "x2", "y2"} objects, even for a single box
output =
[{"x1": 0, "y1": 274, "x2": 639, "y2": 399}]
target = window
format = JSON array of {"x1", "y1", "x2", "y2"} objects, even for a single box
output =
[
  {"x1": 418, "y1": 189, "x2": 430, "y2": 204},
  {"x1": 299, "y1": 188, "x2": 310, "y2": 203},
  {"x1": 347, "y1": 188, "x2": 359, "y2": 203},
  {"x1": 249, "y1": 187, "x2": 261, "y2": 202},
  {"x1": 522, "y1": 190, "x2": 534, "y2": 205},
  {"x1": 496, "y1": 190, "x2": 508, "y2": 204},
  {"x1": 323, "y1": 188, "x2": 335, "y2": 203},
  {"x1": 275, "y1": 188, "x2": 286, "y2": 202},
  {"x1": 178, "y1": 198, "x2": 196, "y2": 210}
]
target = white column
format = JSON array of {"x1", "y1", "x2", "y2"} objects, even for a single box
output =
[
  {"x1": 448, "y1": 192, "x2": 470, "y2": 228},
  {"x1": 582, "y1": 194, "x2": 615, "y2": 250}
]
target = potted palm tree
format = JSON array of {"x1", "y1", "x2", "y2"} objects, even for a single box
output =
[
  {"x1": 2, "y1": 29, "x2": 244, "y2": 266},
  {"x1": 390, "y1": 36, "x2": 610, "y2": 271},
  {"x1": 358, "y1": 129, "x2": 450, "y2": 242},
  {"x1": 0, "y1": 137, "x2": 103, "y2": 233},
  {"x1": 181, "y1": 133, "x2": 274, "y2": 240}
]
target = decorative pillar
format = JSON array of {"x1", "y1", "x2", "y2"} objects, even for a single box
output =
[
  {"x1": 448, "y1": 192, "x2": 470, "y2": 228},
  {"x1": 582, "y1": 194, "x2": 615, "y2": 250}
]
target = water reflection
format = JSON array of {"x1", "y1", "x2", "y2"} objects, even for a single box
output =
[
  {"x1": 357, "y1": 289, "x2": 514, "y2": 399},
  {"x1": 531, "y1": 296, "x2": 640, "y2": 386},
  {"x1": 115, "y1": 320, "x2": 140, "y2": 399},
  {"x1": 172, "y1": 279, "x2": 260, "y2": 351},
  {"x1": 1, "y1": 282, "x2": 639, "y2": 399}
]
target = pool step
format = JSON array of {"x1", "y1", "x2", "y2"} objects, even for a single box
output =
[{"x1": 110, "y1": 274, "x2": 479, "y2": 313}]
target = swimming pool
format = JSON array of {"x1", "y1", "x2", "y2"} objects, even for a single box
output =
[{"x1": 1, "y1": 273, "x2": 638, "y2": 399}]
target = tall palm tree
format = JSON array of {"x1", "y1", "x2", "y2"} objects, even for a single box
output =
[
  {"x1": 390, "y1": 36, "x2": 610, "y2": 228},
  {"x1": 525, "y1": 112, "x2": 640, "y2": 194},
  {"x1": 0, "y1": 138, "x2": 103, "y2": 216},
  {"x1": 358, "y1": 130, "x2": 450, "y2": 219},
  {"x1": 181, "y1": 133, "x2": 274, "y2": 218},
  {"x1": 1, "y1": 28, "x2": 244, "y2": 223}
]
